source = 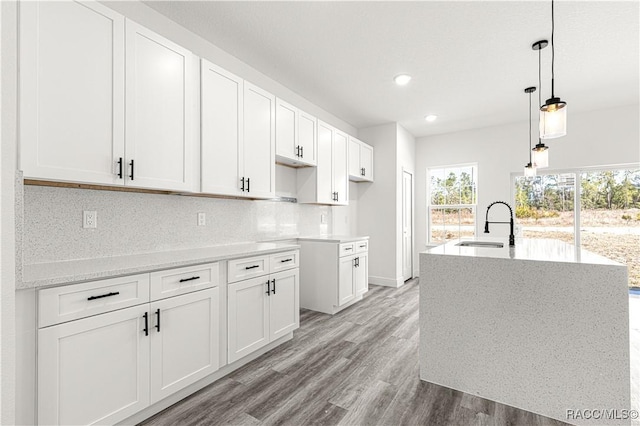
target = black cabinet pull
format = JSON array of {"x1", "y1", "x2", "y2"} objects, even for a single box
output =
[
  {"x1": 247, "y1": 177, "x2": 250, "y2": 192},
  {"x1": 300, "y1": 146, "x2": 304, "y2": 158},
  {"x1": 241, "y1": 177, "x2": 245, "y2": 192},
  {"x1": 179, "y1": 276, "x2": 200, "y2": 283},
  {"x1": 245, "y1": 265, "x2": 260, "y2": 270},
  {"x1": 117, "y1": 157, "x2": 123, "y2": 179},
  {"x1": 280, "y1": 258, "x2": 293, "y2": 263},
  {"x1": 87, "y1": 291, "x2": 119, "y2": 301},
  {"x1": 129, "y1": 159, "x2": 135, "y2": 180},
  {"x1": 271, "y1": 279, "x2": 276, "y2": 295},
  {"x1": 295, "y1": 145, "x2": 300, "y2": 157},
  {"x1": 356, "y1": 257, "x2": 360, "y2": 267},
  {"x1": 143, "y1": 312, "x2": 149, "y2": 336},
  {"x1": 344, "y1": 247, "x2": 353, "y2": 251},
  {"x1": 335, "y1": 192, "x2": 339, "y2": 202},
  {"x1": 265, "y1": 280, "x2": 271, "y2": 296},
  {"x1": 155, "y1": 309, "x2": 161, "y2": 332},
  {"x1": 359, "y1": 244, "x2": 366, "y2": 248}
]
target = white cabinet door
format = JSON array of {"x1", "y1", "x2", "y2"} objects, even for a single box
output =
[
  {"x1": 355, "y1": 253, "x2": 369, "y2": 296},
  {"x1": 228, "y1": 276, "x2": 270, "y2": 363},
  {"x1": 348, "y1": 138, "x2": 361, "y2": 178},
  {"x1": 361, "y1": 143, "x2": 374, "y2": 181},
  {"x1": 201, "y1": 60, "x2": 243, "y2": 196},
  {"x1": 275, "y1": 98, "x2": 297, "y2": 161},
  {"x1": 38, "y1": 305, "x2": 150, "y2": 426},
  {"x1": 316, "y1": 121, "x2": 334, "y2": 204},
  {"x1": 338, "y1": 256, "x2": 356, "y2": 306},
  {"x1": 125, "y1": 20, "x2": 195, "y2": 191},
  {"x1": 243, "y1": 82, "x2": 276, "y2": 199},
  {"x1": 20, "y1": 1, "x2": 125, "y2": 185},
  {"x1": 332, "y1": 130, "x2": 349, "y2": 206},
  {"x1": 269, "y1": 269, "x2": 299, "y2": 341},
  {"x1": 298, "y1": 111, "x2": 317, "y2": 166},
  {"x1": 150, "y1": 288, "x2": 219, "y2": 404}
]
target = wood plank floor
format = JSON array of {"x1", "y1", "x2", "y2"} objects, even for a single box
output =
[{"x1": 141, "y1": 280, "x2": 571, "y2": 426}]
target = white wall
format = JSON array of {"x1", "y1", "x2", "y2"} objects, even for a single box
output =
[
  {"x1": 1, "y1": 1, "x2": 17, "y2": 423},
  {"x1": 415, "y1": 104, "x2": 640, "y2": 258},
  {"x1": 358, "y1": 123, "x2": 398, "y2": 286}
]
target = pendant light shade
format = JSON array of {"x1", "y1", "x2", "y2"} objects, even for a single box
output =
[
  {"x1": 532, "y1": 143, "x2": 549, "y2": 168},
  {"x1": 524, "y1": 86, "x2": 537, "y2": 178},
  {"x1": 540, "y1": 0, "x2": 567, "y2": 139}
]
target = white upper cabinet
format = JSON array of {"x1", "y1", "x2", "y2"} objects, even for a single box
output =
[
  {"x1": 201, "y1": 62, "x2": 275, "y2": 199},
  {"x1": 297, "y1": 120, "x2": 348, "y2": 205},
  {"x1": 124, "y1": 20, "x2": 196, "y2": 191},
  {"x1": 200, "y1": 60, "x2": 243, "y2": 196},
  {"x1": 20, "y1": 1, "x2": 125, "y2": 185},
  {"x1": 275, "y1": 99, "x2": 317, "y2": 167},
  {"x1": 20, "y1": 3, "x2": 196, "y2": 191},
  {"x1": 348, "y1": 136, "x2": 374, "y2": 182},
  {"x1": 243, "y1": 82, "x2": 276, "y2": 198}
]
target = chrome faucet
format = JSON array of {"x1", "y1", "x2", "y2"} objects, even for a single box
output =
[{"x1": 484, "y1": 201, "x2": 515, "y2": 247}]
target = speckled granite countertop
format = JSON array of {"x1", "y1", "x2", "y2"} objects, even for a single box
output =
[
  {"x1": 423, "y1": 237, "x2": 623, "y2": 266},
  {"x1": 297, "y1": 235, "x2": 369, "y2": 243},
  {"x1": 20, "y1": 242, "x2": 300, "y2": 289}
]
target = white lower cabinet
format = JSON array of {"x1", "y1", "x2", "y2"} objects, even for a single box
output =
[
  {"x1": 149, "y1": 288, "x2": 219, "y2": 403},
  {"x1": 38, "y1": 304, "x2": 150, "y2": 426},
  {"x1": 227, "y1": 261, "x2": 299, "y2": 364}
]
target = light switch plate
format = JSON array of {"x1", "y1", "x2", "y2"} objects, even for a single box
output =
[
  {"x1": 198, "y1": 212, "x2": 206, "y2": 226},
  {"x1": 83, "y1": 211, "x2": 97, "y2": 229},
  {"x1": 320, "y1": 214, "x2": 327, "y2": 224}
]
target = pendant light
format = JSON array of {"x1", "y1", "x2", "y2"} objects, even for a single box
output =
[
  {"x1": 524, "y1": 87, "x2": 537, "y2": 177},
  {"x1": 532, "y1": 40, "x2": 550, "y2": 168},
  {"x1": 540, "y1": 0, "x2": 567, "y2": 139}
]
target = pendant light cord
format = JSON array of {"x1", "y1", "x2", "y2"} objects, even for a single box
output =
[{"x1": 551, "y1": 0, "x2": 555, "y2": 98}]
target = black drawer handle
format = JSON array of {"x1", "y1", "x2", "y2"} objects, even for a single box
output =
[
  {"x1": 129, "y1": 159, "x2": 134, "y2": 180},
  {"x1": 143, "y1": 312, "x2": 149, "y2": 336},
  {"x1": 280, "y1": 258, "x2": 293, "y2": 263},
  {"x1": 247, "y1": 177, "x2": 250, "y2": 192},
  {"x1": 344, "y1": 247, "x2": 353, "y2": 251},
  {"x1": 241, "y1": 177, "x2": 245, "y2": 192},
  {"x1": 359, "y1": 245, "x2": 367, "y2": 248},
  {"x1": 266, "y1": 280, "x2": 271, "y2": 296},
  {"x1": 245, "y1": 265, "x2": 260, "y2": 270},
  {"x1": 155, "y1": 309, "x2": 161, "y2": 332},
  {"x1": 117, "y1": 157, "x2": 123, "y2": 179},
  {"x1": 87, "y1": 291, "x2": 120, "y2": 301},
  {"x1": 179, "y1": 276, "x2": 200, "y2": 283},
  {"x1": 271, "y1": 279, "x2": 276, "y2": 295}
]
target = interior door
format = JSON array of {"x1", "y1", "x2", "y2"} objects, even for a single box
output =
[
  {"x1": 125, "y1": 20, "x2": 194, "y2": 191},
  {"x1": 19, "y1": 0, "x2": 125, "y2": 185},
  {"x1": 228, "y1": 276, "x2": 270, "y2": 363},
  {"x1": 149, "y1": 288, "x2": 219, "y2": 404},
  {"x1": 269, "y1": 269, "x2": 300, "y2": 340},
  {"x1": 243, "y1": 82, "x2": 276, "y2": 198},
  {"x1": 38, "y1": 305, "x2": 150, "y2": 426},
  {"x1": 402, "y1": 170, "x2": 413, "y2": 280},
  {"x1": 201, "y1": 60, "x2": 243, "y2": 196}
]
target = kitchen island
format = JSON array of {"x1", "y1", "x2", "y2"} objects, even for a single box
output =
[{"x1": 420, "y1": 238, "x2": 630, "y2": 425}]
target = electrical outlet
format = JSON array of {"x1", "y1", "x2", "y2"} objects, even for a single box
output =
[
  {"x1": 83, "y1": 211, "x2": 97, "y2": 229},
  {"x1": 197, "y1": 212, "x2": 206, "y2": 226},
  {"x1": 320, "y1": 214, "x2": 327, "y2": 224}
]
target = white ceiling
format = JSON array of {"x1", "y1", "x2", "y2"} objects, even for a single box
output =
[{"x1": 145, "y1": 1, "x2": 639, "y2": 138}]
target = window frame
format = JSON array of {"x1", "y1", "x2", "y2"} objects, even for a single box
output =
[{"x1": 427, "y1": 163, "x2": 478, "y2": 245}]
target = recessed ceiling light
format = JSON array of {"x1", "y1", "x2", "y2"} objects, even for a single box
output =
[
  {"x1": 394, "y1": 74, "x2": 411, "y2": 86},
  {"x1": 425, "y1": 115, "x2": 437, "y2": 122}
]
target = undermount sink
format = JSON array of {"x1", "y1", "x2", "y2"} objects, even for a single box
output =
[{"x1": 456, "y1": 241, "x2": 504, "y2": 248}]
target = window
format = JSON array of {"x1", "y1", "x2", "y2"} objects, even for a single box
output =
[
  {"x1": 428, "y1": 164, "x2": 477, "y2": 244},
  {"x1": 514, "y1": 165, "x2": 640, "y2": 288}
]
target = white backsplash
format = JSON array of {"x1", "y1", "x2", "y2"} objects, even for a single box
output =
[{"x1": 23, "y1": 185, "x2": 332, "y2": 264}]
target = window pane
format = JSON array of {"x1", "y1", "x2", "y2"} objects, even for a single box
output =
[
  {"x1": 460, "y1": 207, "x2": 475, "y2": 239},
  {"x1": 580, "y1": 168, "x2": 640, "y2": 288},
  {"x1": 430, "y1": 208, "x2": 445, "y2": 243},
  {"x1": 444, "y1": 170, "x2": 461, "y2": 205},
  {"x1": 515, "y1": 173, "x2": 575, "y2": 244}
]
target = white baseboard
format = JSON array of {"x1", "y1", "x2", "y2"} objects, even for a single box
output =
[{"x1": 369, "y1": 275, "x2": 405, "y2": 288}]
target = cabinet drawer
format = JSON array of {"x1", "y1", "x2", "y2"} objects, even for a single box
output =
[
  {"x1": 270, "y1": 250, "x2": 299, "y2": 273},
  {"x1": 150, "y1": 263, "x2": 219, "y2": 301},
  {"x1": 228, "y1": 255, "x2": 270, "y2": 283},
  {"x1": 38, "y1": 274, "x2": 150, "y2": 328},
  {"x1": 339, "y1": 243, "x2": 355, "y2": 257},
  {"x1": 355, "y1": 240, "x2": 369, "y2": 253}
]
